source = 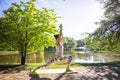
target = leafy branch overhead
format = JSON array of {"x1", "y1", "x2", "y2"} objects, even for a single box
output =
[
  {"x1": 83, "y1": 0, "x2": 120, "y2": 54},
  {"x1": 0, "y1": 0, "x2": 59, "y2": 65}
]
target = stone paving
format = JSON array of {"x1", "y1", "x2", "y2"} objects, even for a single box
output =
[{"x1": 0, "y1": 66, "x2": 120, "y2": 80}]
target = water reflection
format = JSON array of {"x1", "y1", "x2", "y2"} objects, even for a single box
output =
[
  {"x1": 74, "y1": 51, "x2": 105, "y2": 63},
  {"x1": 0, "y1": 51, "x2": 119, "y2": 64},
  {"x1": 44, "y1": 51, "x2": 105, "y2": 63}
]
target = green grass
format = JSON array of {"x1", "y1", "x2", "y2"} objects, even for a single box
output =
[
  {"x1": 71, "y1": 61, "x2": 120, "y2": 66},
  {"x1": 0, "y1": 61, "x2": 120, "y2": 69}
]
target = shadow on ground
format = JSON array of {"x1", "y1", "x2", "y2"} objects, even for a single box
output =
[
  {"x1": 0, "y1": 64, "x2": 120, "y2": 80},
  {"x1": 29, "y1": 74, "x2": 51, "y2": 80},
  {"x1": 0, "y1": 64, "x2": 27, "y2": 74},
  {"x1": 76, "y1": 65, "x2": 120, "y2": 80},
  {"x1": 54, "y1": 73, "x2": 66, "y2": 80}
]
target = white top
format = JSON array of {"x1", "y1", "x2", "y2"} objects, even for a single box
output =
[{"x1": 55, "y1": 43, "x2": 63, "y2": 57}]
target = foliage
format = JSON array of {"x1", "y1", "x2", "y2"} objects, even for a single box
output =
[
  {"x1": 76, "y1": 40, "x2": 84, "y2": 47},
  {"x1": 44, "y1": 37, "x2": 77, "y2": 51},
  {"x1": 63, "y1": 37, "x2": 77, "y2": 51},
  {"x1": 82, "y1": 33, "x2": 92, "y2": 48},
  {"x1": 83, "y1": 0, "x2": 120, "y2": 54},
  {"x1": 44, "y1": 46, "x2": 55, "y2": 51},
  {"x1": 82, "y1": 33, "x2": 108, "y2": 51},
  {"x1": 0, "y1": 0, "x2": 59, "y2": 65}
]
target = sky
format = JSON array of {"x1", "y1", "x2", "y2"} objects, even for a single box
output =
[{"x1": 0, "y1": 0, "x2": 104, "y2": 40}]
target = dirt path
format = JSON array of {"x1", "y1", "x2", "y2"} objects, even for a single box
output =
[{"x1": 0, "y1": 65, "x2": 120, "y2": 80}]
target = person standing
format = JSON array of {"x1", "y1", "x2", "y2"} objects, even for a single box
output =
[{"x1": 31, "y1": 24, "x2": 72, "y2": 72}]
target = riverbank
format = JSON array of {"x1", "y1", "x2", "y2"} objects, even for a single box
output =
[{"x1": 0, "y1": 61, "x2": 120, "y2": 68}]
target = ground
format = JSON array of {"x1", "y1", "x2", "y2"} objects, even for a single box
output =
[{"x1": 0, "y1": 65, "x2": 120, "y2": 80}]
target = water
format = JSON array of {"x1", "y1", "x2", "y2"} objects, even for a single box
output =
[
  {"x1": 44, "y1": 51, "x2": 117, "y2": 63},
  {"x1": 0, "y1": 51, "x2": 119, "y2": 64},
  {"x1": 73, "y1": 51, "x2": 105, "y2": 63}
]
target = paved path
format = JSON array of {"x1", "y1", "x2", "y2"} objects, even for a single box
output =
[{"x1": 0, "y1": 66, "x2": 120, "y2": 80}]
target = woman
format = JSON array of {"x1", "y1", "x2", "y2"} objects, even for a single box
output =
[
  {"x1": 32, "y1": 24, "x2": 72, "y2": 72},
  {"x1": 53, "y1": 24, "x2": 72, "y2": 72}
]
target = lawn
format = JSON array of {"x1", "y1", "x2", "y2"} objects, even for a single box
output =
[{"x1": 0, "y1": 61, "x2": 120, "y2": 69}]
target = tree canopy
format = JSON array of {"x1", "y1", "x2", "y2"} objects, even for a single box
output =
[
  {"x1": 84, "y1": 0, "x2": 120, "y2": 54},
  {"x1": 0, "y1": 0, "x2": 59, "y2": 65},
  {"x1": 63, "y1": 37, "x2": 77, "y2": 51}
]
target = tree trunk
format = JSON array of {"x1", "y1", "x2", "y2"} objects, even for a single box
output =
[
  {"x1": 21, "y1": 24, "x2": 28, "y2": 65},
  {"x1": 20, "y1": 43, "x2": 27, "y2": 65},
  {"x1": 21, "y1": 54, "x2": 26, "y2": 65}
]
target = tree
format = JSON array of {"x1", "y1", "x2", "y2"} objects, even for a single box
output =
[
  {"x1": 0, "y1": 0, "x2": 59, "y2": 65},
  {"x1": 63, "y1": 37, "x2": 77, "y2": 51},
  {"x1": 82, "y1": 33, "x2": 92, "y2": 48},
  {"x1": 76, "y1": 40, "x2": 84, "y2": 47},
  {"x1": 44, "y1": 37, "x2": 78, "y2": 51},
  {"x1": 88, "y1": 0, "x2": 120, "y2": 54}
]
